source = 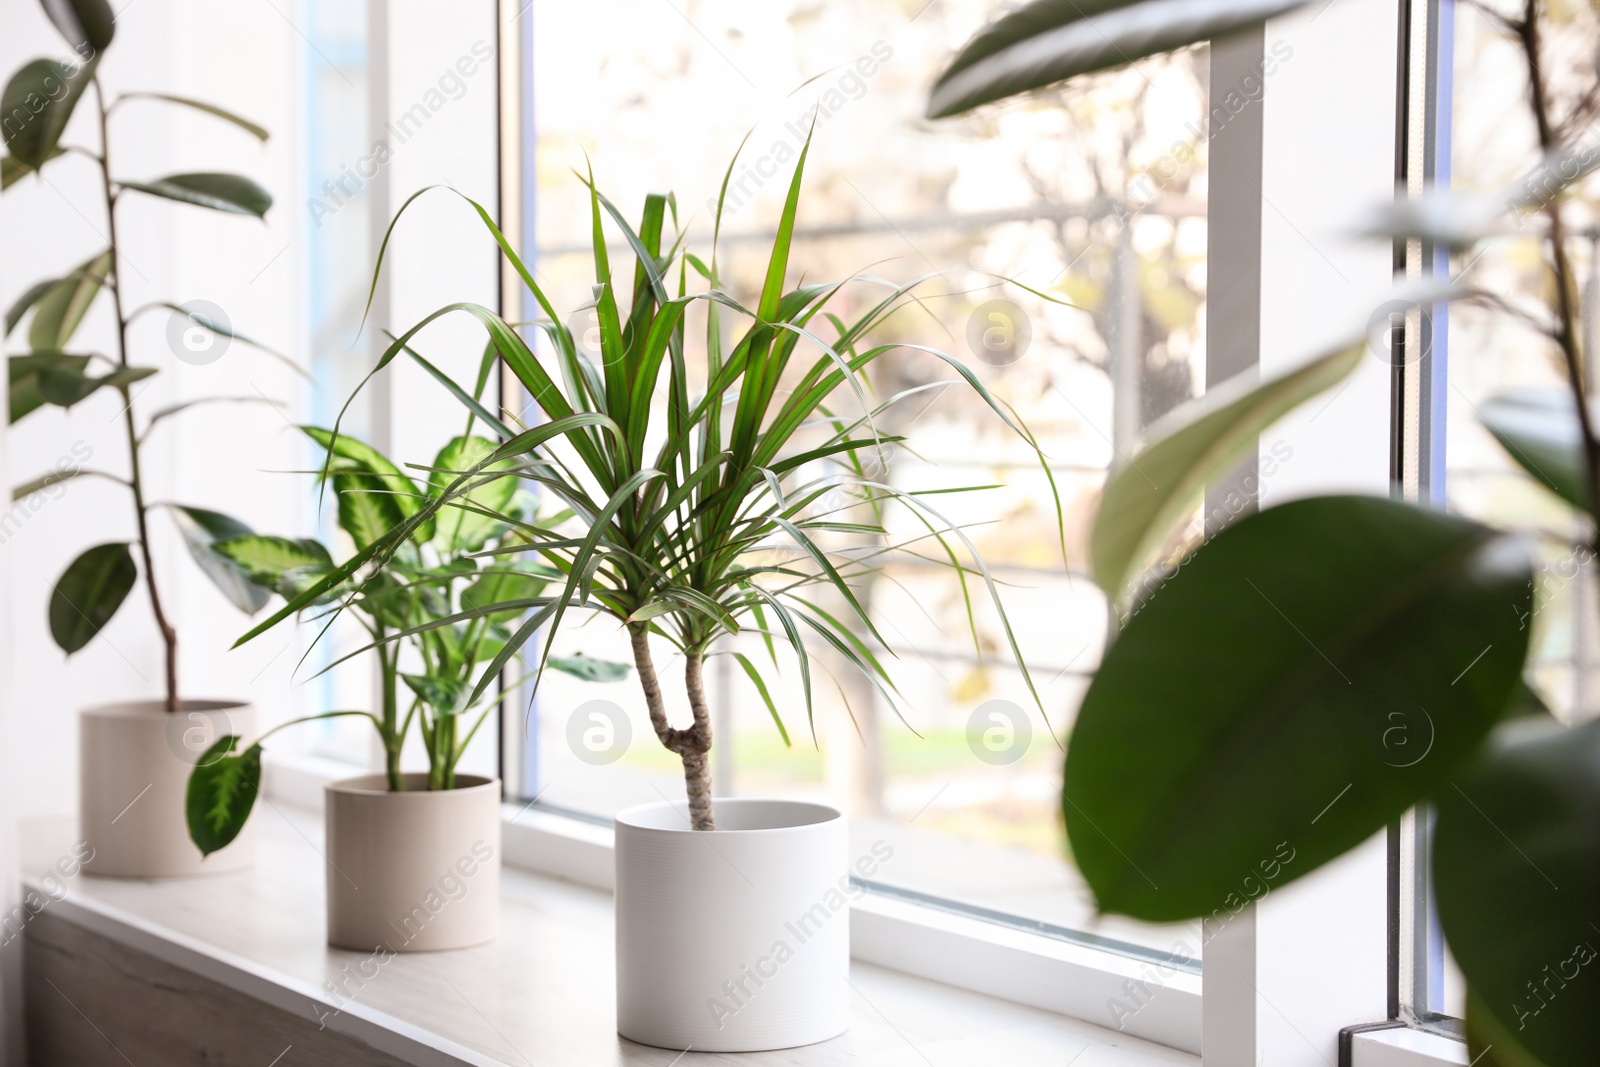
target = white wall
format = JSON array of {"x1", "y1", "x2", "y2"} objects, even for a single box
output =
[
  {"x1": 1, "y1": 0, "x2": 302, "y2": 820},
  {"x1": 0, "y1": 0, "x2": 503, "y2": 821}
]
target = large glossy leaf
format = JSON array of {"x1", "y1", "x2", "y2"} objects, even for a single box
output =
[
  {"x1": 186, "y1": 736, "x2": 261, "y2": 857},
  {"x1": 1091, "y1": 343, "x2": 1362, "y2": 600},
  {"x1": 1477, "y1": 388, "x2": 1588, "y2": 514},
  {"x1": 118, "y1": 173, "x2": 272, "y2": 218},
  {"x1": 117, "y1": 93, "x2": 267, "y2": 140},
  {"x1": 42, "y1": 0, "x2": 115, "y2": 52},
  {"x1": 1, "y1": 55, "x2": 98, "y2": 168},
  {"x1": 49, "y1": 542, "x2": 136, "y2": 654},
  {"x1": 429, "y1": 435, "x2": 518, "y2": 553},
  {"x1": 29, "y1": 250, "x2": 113, "y2": 350},
  {"x1": 1465, "y1": 994, "x2": 1548, "y2": 1067},
  {"x1": 8, "y1": 352, "x2": 89, "y2": 423},
  {"x1": 1064, "y1": 495, "x2": 1532, "y2": 921},
  {"x1": 1436, "y1": 717, "x2": 1600, "y2": 1067},
  {"x1": 926, "y1": 0, "x2": 1313, "y2": 118},
  {"x1": 167, "y1": 506, "x2": 271, "y2": 614}
]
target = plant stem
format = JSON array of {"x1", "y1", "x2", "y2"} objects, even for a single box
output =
[
  {"x1": 1520, "y1": 1, "x2": 1600, "y2": 539},
  {"x1": 95, "y1": 79, "x2": 179, "y2": 712},
  {"x1": 434, "y1": 713, "x2": 456, "y2": 791},
  {"x1": 629, "y1": 625, "x2": 715, "y2": 830},
  {"x1": 378, "y1": 636, "x2": 402, "y2": 791}
]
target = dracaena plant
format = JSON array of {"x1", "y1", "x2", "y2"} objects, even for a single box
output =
[
  {"x1": 227, "y1": 139, "x2": 1063, "y2": 832},
  {"x1": 929, "y1": 1, "x2": 1600, "y2": 1063},
  {"x1": 3, "y1": 0, "x2": 288, "y2": 711},
  {"x1": 185, "y1": 412, "x2": 628, "y2": 856}
]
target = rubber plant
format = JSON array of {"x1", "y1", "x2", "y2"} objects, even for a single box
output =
[
  {"x1": 929, "y1": 1, "x2": 1600, "y2": 1064},
  {"x1": 3, "y1": 0, "x2": 290, "y2": 710},
  {"x1": 185, "y1": 403, "x2": 629, "y2": 856},
  {"x1": 224, "y1": 138, "x2": 1063, "y2": 831}
]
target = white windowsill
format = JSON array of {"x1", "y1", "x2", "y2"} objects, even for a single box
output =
[
  {"x1": 273, "y1": 752, "x2": 1202, "y2": 1054},
  {"x1": 1349, "y1": 1025, "x2": 1470, "y2": 1066},
  {"x1": 20, "y1": 806, "x2": 1197, "y2": 1066}
]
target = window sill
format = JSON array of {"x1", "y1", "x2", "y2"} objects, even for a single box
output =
[
  {"x1": 1344, "y1": 1023, "x2": 1469, "y2": 1066},
  {"x1": 21, "y1": 806, "x2": 1197, "y2": 1065}
]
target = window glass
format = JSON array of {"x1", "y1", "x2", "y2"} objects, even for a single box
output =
[
  {"x1": 515, "y1": 0, "x2": 1212, "y2": 957},
  {"x1": 285, "y1": 0, "x2": 377, "y2": 766},
  {"x1": 1424, "y1": 0, "x2": 1600, "y2": 1022}
]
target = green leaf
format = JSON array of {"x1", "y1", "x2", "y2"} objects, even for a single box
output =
[
  {"x1": 36, "y1": 362, "x2": 155, "y2": 408},
  {"x1": 1435, "y1": 717, "x2": 1600, "y2": 1067},
  {"x1": 547, "y1": 653, "x2": 631, "y2": 683},
  {"x1": 49, "y1": 542, "x2": 136, "y2": 653},
  {"x1": 42, "y1": 0, "x2": 116, "y2": 52},
  {"x1": 3, "y1": 152, "x2": 56, "y2": 189},
  {"x1": 167, "y1": 506, "x2": 271, "y2": 614},
  {"x1": 624, "y1": 600, "x2": 677, "y2": 625},
  {"x1": 303, "y1": 426, "x2": 431, "y2": 547},
  {"x1": 1091, "y1": 343, "x2": 1363, "y2": 599},
  {"x1": 117, "y1": 93, "x2": 267, "y2": 140},
  {"x1": 733, "y1": 651, "x2": 790, "y2": 746},
  {"x1": 1477, "y1": 388, "x2": 1588, "y2": 513},
  {"x1": 402, "y1": 673, "x2": 468, "y2": 715},
  {"x1": 8, "y1": 352, "x2": 89, "y2": 422},
  {"x1": 926, "y1": 0, "x2": 1314, "y2": 118},
  {"x1": 155, "y1": 302, "x2": 307, "y2": 380},
  {"x1": 1, "y1": 54, "x2": 98, "y2": 168},
  {"x1": 461, "y1": 568, "x2": 547, "y2": 622},
  {"x1": 428, "y1": 435, "x2": 517, "y2": 553},
  {"x1": 1465, "y1": 993, "x2": 1549, "y2": 1067},
  {"x1": 29, "y1": 250, "x2": 113, "y2": 350},
  {"x1": 118, "y1": 172, "x2": 272, "y2": 218},
  {"x1": 213, "y1": 534, "x2": 332, "y2": 587},
  {"x1": 1064, "y1": 495, "x2": 1532, "y2": 921},
  {"x1": 185, "y1": 736, "x2": 261, "y2": 857},
  {"x1": 5, "y1": 277, "x2": 57, "y2": 335}
]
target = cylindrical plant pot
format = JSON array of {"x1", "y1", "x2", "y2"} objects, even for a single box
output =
[
  {"x1": 80, "y1": 700, "x2": 257, "y2": 878},
  {"x1": 615, "y1": 798, "x2": 849, "y2": 1052},
  {"x1": 324, "y1": 773, "x2": 501, "y2": 952}
]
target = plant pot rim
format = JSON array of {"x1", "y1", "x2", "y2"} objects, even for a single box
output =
[
  {"x1": 616, "y1": 797, "x2": 842, "y2": 836},
  {"x1": 326, "y1": 772, "x2": 499, "y2": 798},
  {"x1": 81, "y1": 698, "x2": 251, "y2": 718}
]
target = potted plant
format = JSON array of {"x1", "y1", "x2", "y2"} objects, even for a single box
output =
[
  {"x1": 267, "y1": 148, "x2": 1061, "y2": 1048},
  {"x1": 3, "y1": 0, "x2": 285, "y2": 877},
  {"x1": 187, "y1": 410, "x2": 625, "y2": 950},
  {"x1": 926, "y1": 1, "x2": 1600, "y2": 1063}
]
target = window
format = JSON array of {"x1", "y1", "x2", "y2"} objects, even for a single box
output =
[
  {"x1": 277, "y1": 0, "x2": 379, "y2": 767},
  {"x1": 501, "y1": 0, "x2": 1212, "y2": 962},
  {"x1": 1400, "y1": 0, "x2": 1600, "y2": 1029}
]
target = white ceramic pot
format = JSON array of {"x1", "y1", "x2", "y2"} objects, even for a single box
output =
[
  {"x1": 324, "y1": 773, "x2": 501, "y2": 952},
  {"x1": 79, "y1": 700, "x2": 257, "y2": 878},
  {"x1": 615, "y1": 798, "x2": 849, "y2": 1053}
]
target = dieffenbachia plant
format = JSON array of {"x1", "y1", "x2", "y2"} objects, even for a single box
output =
[
  {"x1": 226, "y1": 138, "x2": 1063, "y2": 832},
  {"x1": 185, "y1": 415, "x2": 629, "y2": 855},
  {"x1": 929, "y1": 2, "x2": 1599, "y2": 1064},
  {"x1": 3, "y1": 0, "x2": 290, "y2": 710}
]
